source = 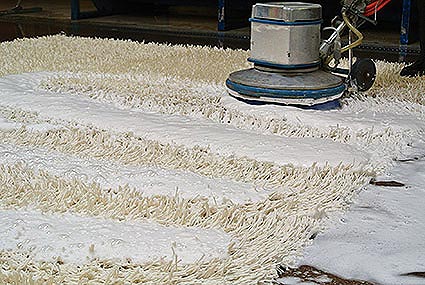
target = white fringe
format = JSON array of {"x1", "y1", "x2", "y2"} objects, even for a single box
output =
[
  {"x1": 0, "y1": 35, "x2": 422, "y2": 284},
  {"x1": 0, "y1": 162, "x2": 369, "y2": 284},
  {"x1": 0, "y1": 108, "x2": 371, "y2": 284},
  {"x1": 0, "y1": 35, "x2": 250, "y2": 84},
  {"x1": 39, "y1": 71, "x2": 424, "y2": 170},
  {"x1": 0, "y1": 113, "x2": 372, "y2": 189}
]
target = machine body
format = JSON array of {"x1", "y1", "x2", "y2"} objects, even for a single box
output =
[{"x1": 226, "y1": 1, "x2": 378, "y2": 107}]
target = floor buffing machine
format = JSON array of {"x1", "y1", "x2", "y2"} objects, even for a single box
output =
[{"x1": 226, "y1": 1, "x2": 389, "y2": 107}]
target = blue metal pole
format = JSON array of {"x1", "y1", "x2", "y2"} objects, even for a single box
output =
[
  {"x1": 400, "y1": 0, "x2": 411, "y2": 45},
  {"x1": 218, "y1": 0, "x2": 226, "y2": 31},
  {"x1": 71, "y1": 0, "x2": 80, "y2": 20}
]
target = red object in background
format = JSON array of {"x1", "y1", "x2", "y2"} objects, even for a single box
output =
[{"x1": 363, "y1": 0, "x2": 392, "y2": 16}]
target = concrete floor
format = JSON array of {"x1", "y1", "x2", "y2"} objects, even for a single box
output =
[
  {"x1": 0, "y1": 0, "x2": 421, "y2": 62},
  {"x1": 0, "y1": 0, "x2": 223, "y2": 32}
]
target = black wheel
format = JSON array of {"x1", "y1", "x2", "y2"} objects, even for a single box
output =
[{"x1": 350, "y1": 58, "x2": 376, "y2": 91}]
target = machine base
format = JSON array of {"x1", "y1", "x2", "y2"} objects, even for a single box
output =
[{"x1": 226, "y1": 68, "x2": 346, "y2": 107}]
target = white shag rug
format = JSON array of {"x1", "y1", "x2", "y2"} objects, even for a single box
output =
[{"x1": 0, "y1": 35, "x2": 424, "y2": 284}]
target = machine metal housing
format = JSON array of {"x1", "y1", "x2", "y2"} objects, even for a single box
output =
[
  {"x1": 249, "y1": 2, "x2": 322, "y2": 68},
  {"x1": 226, "y1": 2, "x2": 349, "y2": 107}
]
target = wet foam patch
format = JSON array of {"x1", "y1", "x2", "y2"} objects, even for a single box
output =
[
  {"x1": 0, "y1": 143, "x2": 270, "y2": 204},
  {"x1": 0, "y1": 209, "x2": 231, "y2": 265}
]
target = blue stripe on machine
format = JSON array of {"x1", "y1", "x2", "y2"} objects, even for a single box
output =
[
  {"x1": 226, "y1": 79, "x2": 346, "y2": 99},
  {"x1": 247, "y1": 58, "x2": 320, "y2": 70},
  {"x1": 249, "y1": 18, "x2": 323, "y2": 26}
]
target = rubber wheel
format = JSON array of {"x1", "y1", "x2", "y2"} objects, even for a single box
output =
[{"x1": 350, "y1": 58, "x2": 376, "y2": 92}]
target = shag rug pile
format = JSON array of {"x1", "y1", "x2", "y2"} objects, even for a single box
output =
[{"x1": 0, "y1": 35, "x2": 424, "y2": 284}]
